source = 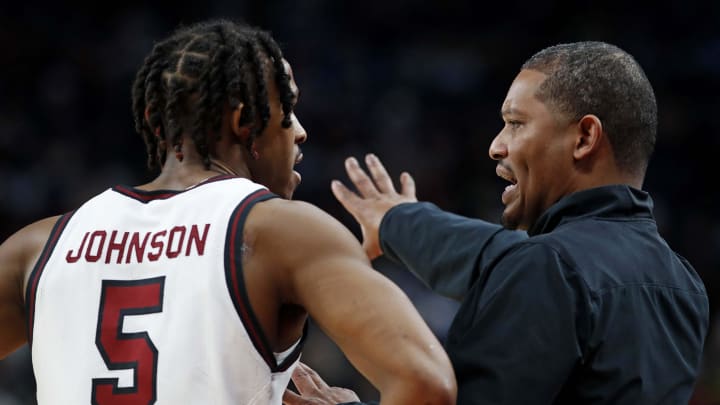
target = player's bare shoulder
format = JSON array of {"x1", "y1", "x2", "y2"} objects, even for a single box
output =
[
  {"x1": 0, "y1": 216, "x2": 62, "y2": 295},
  {"x1": 244, "y1": 198, "x2": 367, "y2": 261},
  {"x1": 240, "y1": 198, "x2": 371, "y2": 306},
  {"x1": 0, "y1": 215, "x2": 61, "y2": 358}
]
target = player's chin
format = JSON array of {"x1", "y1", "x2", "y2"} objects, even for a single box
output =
[
  {"x1": 281, "y1": 182, "x2": 299, "y2": 200},
  {"x1": 283, "y1": 188, "x2": 295, "y2": 200},
  {"x1": 286, "y1": 171, "x2": 301, "y2": 198}
]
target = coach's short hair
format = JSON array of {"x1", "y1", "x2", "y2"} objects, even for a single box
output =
[{"x1": 522, "y1": 41, "x2": 657, "y2": 175}]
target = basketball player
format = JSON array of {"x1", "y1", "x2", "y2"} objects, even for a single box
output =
[{"x1": 0, "y1": 20, "x2": 456, "y2": 404}]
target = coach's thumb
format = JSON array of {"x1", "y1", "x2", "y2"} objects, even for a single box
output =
[{"x1": 400, "y1": 172, "x2": 417, "y2": 201}]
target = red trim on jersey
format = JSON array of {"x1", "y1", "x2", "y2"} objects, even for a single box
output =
[
  {"x1": 226, "y1": 189, "x2": 279, "y2": 369},
  {"x1": 112, "y1": 174, "x2": 237, "y2": 203},
  {"x1": 112, "y1": 186, "x2": 177, "y2": 202},
  {"x1": 26, "y1": 212, "x2": 75, "y2": 346},
  {"x1": 198, "y1": 174, "x2": 237, "y2": 186},
  {"x1": 276, "y1": 322, "x2": 308, "y2": 372}
]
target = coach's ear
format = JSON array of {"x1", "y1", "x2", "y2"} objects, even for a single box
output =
[
  {"x1": 574, "y1": 114, "x2": 604, "y2": 161},
  {"x1": 230, "y1": 102, "x2": 252, "y2": 142}
]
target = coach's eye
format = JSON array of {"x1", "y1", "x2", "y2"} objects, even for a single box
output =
[{"x1": 506, "y1": 120, "x2": 522, "y2": 130}]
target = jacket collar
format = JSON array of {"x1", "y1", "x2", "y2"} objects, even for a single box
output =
[{"x1": 527, "y1": 185, "x2": 655, "y2": 236}]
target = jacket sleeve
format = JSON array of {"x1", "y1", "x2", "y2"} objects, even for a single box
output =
[
  {"x1": 448, "y1": 242, "x2": 588, "y2": 404},
  {"x1": 378, "y1": 202, "x2": 527, "y2": 300}
]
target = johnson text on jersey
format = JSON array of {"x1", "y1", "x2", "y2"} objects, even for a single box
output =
[{"x1": 65, "y1": 224, "x2": 211, "y2": 264}]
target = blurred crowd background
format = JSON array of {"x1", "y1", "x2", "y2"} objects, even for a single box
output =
[{"x1": 1, "y1": 0, "x2": 719, "y2": 403}]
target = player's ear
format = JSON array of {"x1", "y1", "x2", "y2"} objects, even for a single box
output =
[{"x1": 230, "y1": 102, "x2": 252, "y2": 143}]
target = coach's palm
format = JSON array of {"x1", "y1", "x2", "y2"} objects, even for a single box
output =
[{"x1": 331, "y1": 154, "x2": 417, "y2": 260}]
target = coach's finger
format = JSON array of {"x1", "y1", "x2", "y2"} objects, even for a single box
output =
[
  {"x1": 296, "y1": 363, "x2": 330, "y2": 390},
  {"x1": 282, "y1": 389, "x2": 311, "y2": 405},
  {"x1": 365, "y1": 153, "x2": 396, "y2": 195},
  {"x1": 345, "y1": 157, "x2": 379, "y2": 198},
  {"x1": 400, "y1": 172, "x2": 417, "y2": 200},
  {"x1": 290, "y1": 363, "x2": 320, "y2": 394},
  {"x1": 331, "y1": 180, "x2": 366, "y2": 219}
]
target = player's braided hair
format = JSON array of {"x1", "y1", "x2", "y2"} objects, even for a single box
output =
[{"x1": 131, "y1": 19, "x2": 295, "y2": 170}]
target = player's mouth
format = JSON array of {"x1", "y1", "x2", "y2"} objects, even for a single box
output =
[
  {"x1": 496, "y1": 164, "x2": 517, "y2": 205},
  {"x1": 292, "y1": 151, "x2": 303, "y2": 186}
]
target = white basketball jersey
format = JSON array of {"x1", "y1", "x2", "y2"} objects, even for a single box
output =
[{"x1": 26, "y1": 176, "x2": 304, "y2": 405}]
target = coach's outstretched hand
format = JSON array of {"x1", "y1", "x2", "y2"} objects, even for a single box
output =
[
  {"x1": 283, "y1": 362, "x2": 361, "y2": 405},
  {"x1": 331, "y1": 154, "x2": 417, "y2": 260}
]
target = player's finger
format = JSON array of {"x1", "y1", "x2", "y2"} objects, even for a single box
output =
[
  {"x1": 345, "y1": 157, "x2": 379, "y2": 198},
  {"x1": 400, "y1": 172, "x2": 417, "y2": 200},
  {"x1": 365, "y1": 153, "x2": 397, "y2": 195},
  {"x1": 296, "y1": 362, "x2": 330, "y2": 390}
]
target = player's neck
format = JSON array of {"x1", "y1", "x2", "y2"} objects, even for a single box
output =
[
  {"x1": 136, "y1": 158, "x2": 238, "y2": 191},
  {"x1": 209, "y1": 158, "x2": 241, "y2": 177}
]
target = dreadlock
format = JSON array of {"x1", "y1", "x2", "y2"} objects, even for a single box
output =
[{"x1": 131, "y1": 19, "x2": 295, "y2": 170}]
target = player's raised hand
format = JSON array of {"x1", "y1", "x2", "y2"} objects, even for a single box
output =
[
  {"x1": 282, "y1": 362, "x2": 360, "y2": 405},
  {"x1": 331, "y1": 154, "x2": 417, "y2": 260}
]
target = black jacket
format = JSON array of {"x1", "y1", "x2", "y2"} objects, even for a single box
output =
[{"x1": 379, "y1": 185, "x2": 708, "y2": 404}]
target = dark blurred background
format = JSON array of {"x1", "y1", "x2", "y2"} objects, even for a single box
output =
[{"x1": 1, "y1": 0, "x2": 719, "y2": 403}]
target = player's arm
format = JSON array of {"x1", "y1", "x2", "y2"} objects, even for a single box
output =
[
  {"x1": 252, "y1": 199, "x2": 456, "y2": 405},
  {"x1": 0, "y1": 216, "x2": 59, "y2": 359}
]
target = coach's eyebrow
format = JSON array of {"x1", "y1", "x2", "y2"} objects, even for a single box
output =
[{"x1": 501, "y1": 107, "x2": 526, "y2": 118}]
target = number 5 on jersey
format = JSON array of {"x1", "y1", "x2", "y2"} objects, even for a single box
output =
[{"x1": 92, "y1": 277, "x2": 165, "y2": 405}]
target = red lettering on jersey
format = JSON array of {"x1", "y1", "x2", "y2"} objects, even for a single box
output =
[
  {"x1": 66, "y1": 224, "x2": 210, "y2": 264},
  {"x1": 186, "y1": 224, "x2": 210, "y2": 256},
  {"x1": 126, "y1": 232, "x2": 151, "y2": 264},
  {"x1": 105, "y1": 231, "x2": 129, "y2": 264},
  {"x1": 66, "y1": 232, "x2": 89, "y2": 263},
  {"x1": 147, "y1": 231, "x2": 166, "y2": 262},
  {"x1": 165, "y1": 226, "x2": 186, "y2": 259},
  {"x1": 85, "y1": 231, "x2": 107, "y2": 262}
]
